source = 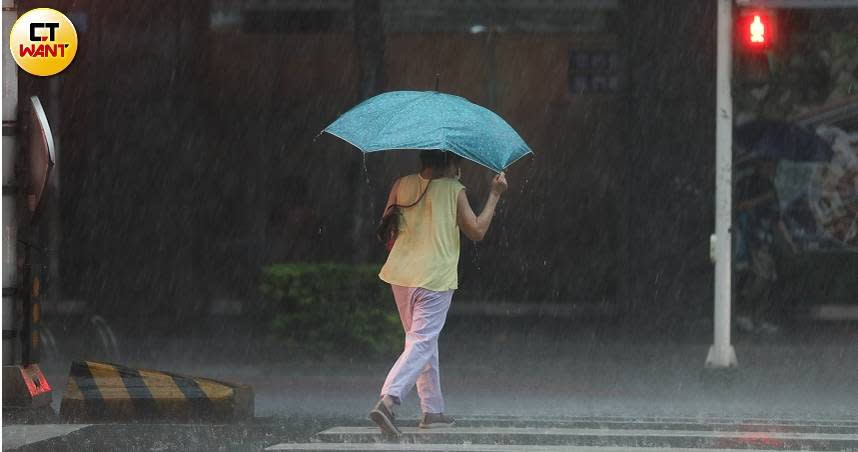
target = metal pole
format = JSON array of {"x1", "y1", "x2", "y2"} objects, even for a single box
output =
[
  {"x1": 2, "y1": 0, "x2": 19, "y2": 366},
  {"x1": 2, "y1": 4, "x2": 52, "y2": 409},
  {"x1": 706, "y1": 0, "x2": 738, "y2": 369}
]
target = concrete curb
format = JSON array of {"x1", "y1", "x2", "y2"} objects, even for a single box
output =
[{"x1": 59, "y1": 360, "x2": 253, "y2": 422}]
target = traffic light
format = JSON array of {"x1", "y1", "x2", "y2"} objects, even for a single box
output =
[
  {"x1": 750, "y1": 15, "x2": 765, "y2": 44},
  {"x1": 736, "y1": 9, "x2": 776, "y2": 52}
]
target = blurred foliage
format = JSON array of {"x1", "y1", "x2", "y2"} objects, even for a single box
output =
[{"x1": 260, "y1": 263, "x2": 402, "y2": 356}]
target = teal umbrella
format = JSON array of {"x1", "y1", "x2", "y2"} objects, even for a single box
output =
[{"x1": 323, "y1": 90, "x2": 532, "y2": 172}]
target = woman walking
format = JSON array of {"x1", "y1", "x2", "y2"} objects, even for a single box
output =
[{"x1": 369, "y1": 150, "x2": 508, "y2": 436}]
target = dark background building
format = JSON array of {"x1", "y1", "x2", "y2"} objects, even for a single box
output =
[{"x1": 14, "y1": 0, "x2": 857, "y2": 334}]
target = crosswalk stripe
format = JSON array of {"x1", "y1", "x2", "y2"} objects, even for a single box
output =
[
  {"x1": 266, "y1": 444, "x2": 813, "y2": 451},
  {"x1": 313, "y1": 426, "x2": 858, "y2": 450}
]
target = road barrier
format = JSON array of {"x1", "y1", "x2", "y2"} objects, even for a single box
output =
[{"x1": 59, "y1": 360, "x2": 253, "y2": 421}]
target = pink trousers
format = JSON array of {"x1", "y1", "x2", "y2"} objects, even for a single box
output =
[{"x1": 380, "y1": 285, "x2": 453, "y2": 414}]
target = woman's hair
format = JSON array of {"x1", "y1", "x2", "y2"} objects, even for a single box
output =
[{"x1": 420, "y1": 150, "x2": 461, "y2": 170}]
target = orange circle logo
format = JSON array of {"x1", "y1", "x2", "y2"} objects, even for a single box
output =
[{"x1": 9, "y1": 8, "x2": 78, "y2": 77}]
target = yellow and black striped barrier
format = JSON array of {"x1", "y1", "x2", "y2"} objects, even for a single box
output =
[{"x1": 59, "y1": 361, "x2": 253, "y2": 421}]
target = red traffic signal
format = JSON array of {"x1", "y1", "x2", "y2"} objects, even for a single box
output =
[
  {"x1": 750, "y1": 15, "x2": 765, "y2": 43},
  {"x1": 737, "y1": 10, "x2": 776, "y2": 52}
]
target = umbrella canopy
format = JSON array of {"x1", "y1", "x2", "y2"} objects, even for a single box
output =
[
  {"x1": 735, "y1": 120, "x2": 833, "y2": 162},
  {"x1": 323, "y1": 90, "x2": 532, "y2": 172}
]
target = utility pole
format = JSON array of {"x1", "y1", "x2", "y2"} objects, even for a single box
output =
[
  {"x1": 2, "y1": 0, "x2": 19, "y2": 372},
  {"x1": 706, "y1": 0, "x2": 739, "y2": 372}
]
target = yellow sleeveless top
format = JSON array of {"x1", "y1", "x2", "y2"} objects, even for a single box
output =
[{"x1": 379, "y1": 174, "x2": 466, "y2": 291}]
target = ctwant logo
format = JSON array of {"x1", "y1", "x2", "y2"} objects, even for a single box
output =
[{"x1": 10, "y1": 9, "x2": 78, "y2": 76}]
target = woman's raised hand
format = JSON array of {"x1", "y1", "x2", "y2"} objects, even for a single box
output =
[{"x1": 491, "y1": 172, "x2": 508, "y2": 196}]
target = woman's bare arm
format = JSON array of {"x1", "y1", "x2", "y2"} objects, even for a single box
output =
[{"x1": 457, "y1": 172, "x2": 507, "y2": 241}]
